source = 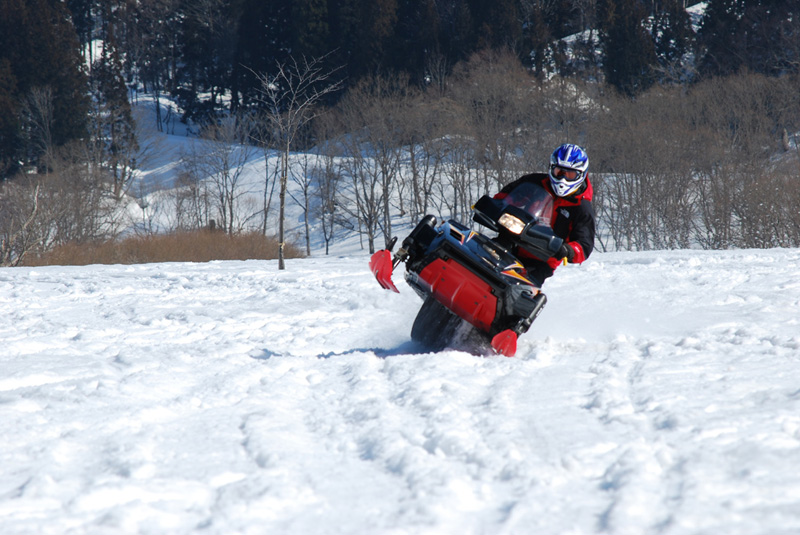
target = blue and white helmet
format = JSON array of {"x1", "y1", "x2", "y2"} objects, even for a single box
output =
[{"x1": 549, "y1": 143, "x2": 589, "y2": 197}]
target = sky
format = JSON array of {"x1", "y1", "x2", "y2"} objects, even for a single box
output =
[{"x1": 3, "y1": 246, "x2": 800, "y2": 534}]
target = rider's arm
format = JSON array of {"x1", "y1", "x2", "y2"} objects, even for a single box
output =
[{"x1": 565, "y1": 199, "x2": 595, "y2": 263}]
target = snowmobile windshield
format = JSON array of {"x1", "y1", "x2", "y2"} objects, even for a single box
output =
[{"x1": 498, "y1": 182, "x2": 555, "y2": 227}]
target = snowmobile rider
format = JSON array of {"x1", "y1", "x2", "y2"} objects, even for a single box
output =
[{"x1": 493, "y1": 143, "x2": 596, "y2": 286}]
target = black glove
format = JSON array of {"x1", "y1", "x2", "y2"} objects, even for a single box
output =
[{"x1": 557, "y1": 242, "x2": 575, "y2": 263}]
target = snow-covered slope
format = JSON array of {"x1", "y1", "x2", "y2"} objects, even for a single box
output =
[{"x1": 2, "y1": 247, "x2": 800, "y2": 534}]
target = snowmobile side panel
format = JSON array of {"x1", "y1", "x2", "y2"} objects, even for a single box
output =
[{"x1": 417, "y1": 258, "x2": 498, "y2": 332}]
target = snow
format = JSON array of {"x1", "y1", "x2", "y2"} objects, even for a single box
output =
[{"x1": 3, "y1": 246, "x2": 800, "y2": 534}]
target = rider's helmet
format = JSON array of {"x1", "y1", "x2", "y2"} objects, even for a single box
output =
[{"x1": 549, "y1": 143, "x2": 589, "y2": 197}]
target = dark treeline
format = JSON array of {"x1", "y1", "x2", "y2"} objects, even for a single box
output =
[
  {"x1": 1, "y1": 0, "x2": 800, "y2": 265},
  {"x1": 1, "y1": 0, "x2": 798, "y2": 176}
]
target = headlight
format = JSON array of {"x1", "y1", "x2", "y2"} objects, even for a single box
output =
[{"x1": 499, "y1": 213, "x2": 525, "y2": 235}]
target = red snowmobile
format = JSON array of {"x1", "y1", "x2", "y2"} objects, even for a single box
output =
[{"x1": 369, "y1": 181, "x2": 564, "y2": 356}]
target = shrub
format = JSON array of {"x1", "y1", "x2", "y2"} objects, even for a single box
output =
[{"x1": 22, "y1": 230, "x2": 304, "y2": 266}]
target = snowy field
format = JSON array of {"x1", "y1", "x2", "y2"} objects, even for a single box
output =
[{"x1": 2, "y1": 247, "x2": 800, "y2": 534}]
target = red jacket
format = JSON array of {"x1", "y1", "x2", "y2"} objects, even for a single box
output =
[{"x1": 494, "y1": 173, "x2": 595, "y2": 284}]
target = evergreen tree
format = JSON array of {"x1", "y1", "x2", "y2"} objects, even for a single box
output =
[
  {"x1": 520, "y1": 2, "x2": 552, "y2": 76},
  {"x1": 699, "y1": 0, "x2": 798, "y2": 77},
  {"x1": 391, "y1": 0, "x2": 442, "y2": 81},
  {"x1": 467, "y1": 0, "x2": 521, "y2": 52},
  {"x1": 329, "y1": 0, "x2": 398, "y2": 80},
  {"x1": 91, "y1": 25, "x2": 138, "y2": 198},
  {"x1": 231, "y1": 0, "x2": 331, "y2": 109},
  {"x1": 231, "y1": 0, "x2": 291, "y2": 110},
  {"x1": 437, "y1": 0, "x2": 474, "y2": 63},
  {"x1": 290, "y1": 0, "x2": 330, "y2": 59},
  {"x1": 133, "y1": 0, "x2": 182, "y2": 129},
  {"x1": 517, "y1": 0, "x2": 592, "y2": 77},
  {"x1": 177, "y1": 0, "x2": 243, "y2": 123},
  {"x1": 0, "y1": 0, "x2": 89, "y2": 177},
  {"x1": 0, "y1": 59, "x2": 20, "y2": 176},
  {"x1": 652, "y1": 0, "x2": 695, "y2": 82},
  {"x1": 66, "y1": 0, "x2": 95, "y2": 59},
  {"x1": 749, "y1": 0, "x2": 800, "y2": 75},
  {"x1": 697, "y1": 0, "x2": 745, "y2": 76},
  {"x1": 598, "y1": 0, "x2": 656, "y2": 96},
  {"x1": 356, "y1": 0, "x2": 399, "y2": 77}
]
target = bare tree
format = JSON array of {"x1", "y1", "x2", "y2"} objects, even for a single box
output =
[
  {"x1": 424, "y1": 51, "x2": 449, "y2": 97},
  {"x1": 332, "y1": 74, "x2": 412, "y2": 253},
  {"x1": 336, "y1": 139, "x2": 383, "y2": 254},
  {"x1": 398, "y1": 94, "x2": 450, "y2": 221},
  {"x1": 181, "y1": 115, "x2": 256, "y2": 234},
  {"x1": 585, "y1": 71, "x2": 800, "y2": 251},
  {"x1": 310, "y1": 115, "x2": 348, "y2": 255},
  {"x1": 256, "y1": 55, "x2": 342, "y2": 269},
  {"x1": 314, "y1": 145, "x2": 343, "y2": 255},
  {"x1": 0, "y1": 181, "x2": 41, "y2": 266},
  {"x1": 292, "y1": 135, "x2": 317, "y2": 256},
  {"x1": 253, "y1": 117, "x2": 279, "y2": 236},
  {"x1": 22, "y1": 87, "x2": 56, "y2": 172},
  {"x1": 449, "y1": 49, "x2": 532, "y2": 192},
  {"x1": 1, "y1": 137, "x2": 125, "y2": 265},
  {"x1": 47, "y1": 144, "x2": 121, "y2": 247},
  {"x1": 439, "y1": 134, "x2": 481, "y2": 222},
  {"x1": 260, "y1": 155, "x2": 280, "y2": 236},
  {"x1": 362, "y1": 76, "x2": 412, "y2": 246},
  {"x1": 171, "y1": 170, "x2": 212, "y2": 231}
]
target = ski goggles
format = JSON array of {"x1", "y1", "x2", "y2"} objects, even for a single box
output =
[{"x1": 551, "y1": 165, "x2": 582, "y2": 182}]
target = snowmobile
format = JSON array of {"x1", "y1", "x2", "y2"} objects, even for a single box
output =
[{"x1": 369, "y1": 181, "x2": 564, "y2": 356}]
